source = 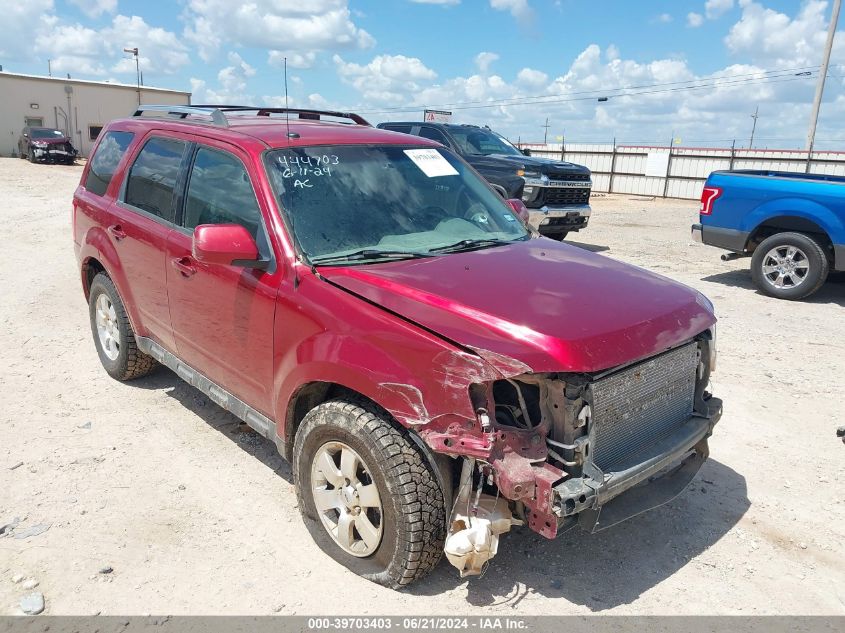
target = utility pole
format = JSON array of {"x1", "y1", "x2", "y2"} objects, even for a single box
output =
[
  {"x1": 541, "y1": 117, "x2": 550, "y2": 145},
  {"x1": 48, "y1": 59, "x2": 51, "y2": 77},
  {"x1": 123, "y1": 47, "x2": 140, "y2": 105},
  {"x1": 749, "y1": 105, "x2": 759, "y2": 148},
  {"x1": 806, "y1": 0, "x2": 841, "y2": 155}
]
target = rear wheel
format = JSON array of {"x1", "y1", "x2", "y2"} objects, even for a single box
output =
[
  {"x1": 293, "y1": 399, "x2": 446, "y2": 589},
  {"x1": 750, "y1": 232, "x2": 829, "y2": 300},
  {"x1": 88, "y1": 273, "x2": 157, "y2": 380}
]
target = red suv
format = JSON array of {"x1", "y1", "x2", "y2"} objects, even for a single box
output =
[{"x1": 74, "y1": 105, "x2": 722, "y2": 588}]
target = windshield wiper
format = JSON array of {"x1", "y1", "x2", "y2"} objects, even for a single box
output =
[
  {"x1": 428, "y1": 238, "x2": 509, "y2": 254},
  {"x1": 310, "y1": 249, "x2": 433, "y2": 265}
]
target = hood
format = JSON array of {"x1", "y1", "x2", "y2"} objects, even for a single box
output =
[
  {"x1": 466, "y1": 153, "x2": 590, "y2": 176},
  {"x1": 318, "y1": 239, "x2": 714, "y2": 375},
  {"x1": 30, "y1": 136, "x2": 72, "y2": 145}
]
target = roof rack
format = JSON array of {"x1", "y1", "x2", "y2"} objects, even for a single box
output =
[
  {"x1": 193, "y1": 105, "x2": 372, "y2": 127},
  {"x1": 132, "y1": 105, "x2": 230, "y2": 127},
  {"x1": 132, "y1": 104, "x2": 371, "y2": 128}
]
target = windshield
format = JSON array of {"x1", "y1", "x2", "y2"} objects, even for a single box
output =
[
  {"x1": 30, "y1": 129, "x2": 64, "y2": 139},
  {"x1": 448, "y1": 128, "x2": 523, "y2": 157},
  {"x1": 265, "y1": 144, "x2": 529, "y2": 264}
]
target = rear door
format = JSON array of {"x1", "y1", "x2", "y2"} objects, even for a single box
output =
[
  {"x1": 110, "y1": 134, "x2": 189, "y2": 351},
  {"x1": 165, "y1": 140, "x2": 278, "y2": 414}
]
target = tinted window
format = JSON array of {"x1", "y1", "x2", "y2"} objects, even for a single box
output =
[
  {"x1": 84, "y1": 131, "x2": 134, "y2": 197},
  {"x1": 184, "y1": 147, "x2": 262, "y2": 240},
  {"x1": 89, "y1": 125, "x2": 103, "y2": 141},
  {"x1": 418, "y1": 126, "x2": 449, "y2": 146},
  {"x1": 382, "y1": 124, "x2": 412, "y2": 134},
  {"x1": 124, "y1": 137, "x2": 186, "y2": 221}
]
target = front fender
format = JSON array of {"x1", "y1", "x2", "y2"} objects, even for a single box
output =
[{"x1": 272, "y1": 271, "x2": 512, "y2": 454}]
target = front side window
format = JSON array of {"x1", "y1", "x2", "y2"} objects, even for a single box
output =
[
  {"x1": 184, "y1": 147, "x2": 262, "y2": 239},
  {"x1": 264, "y1": 145, "x2": 528, "y2": 264},
  {"x1": 84, "y1": 130, "x2": 134, "y2": 197},
  {"x1": 448, "y1": 128, "x2": 523, "y2": 157},
  {"x1": 124, "y1": 137, "x2": 186, "y2": 222}
]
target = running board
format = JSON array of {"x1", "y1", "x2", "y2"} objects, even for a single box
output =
[{"x1": 136, "y1": 337, "x2": 275, "y2": 440}]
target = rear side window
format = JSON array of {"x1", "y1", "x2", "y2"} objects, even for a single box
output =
[
  {"x1": 124, "y1": 137, "x2": 187, "y2": 222},
  {"x1": 184, "y1": 147, "x2": 262, "y2": 239},
  {"x1": 84, "y1": 131, "x2": 134, "y2": 196},
  {"x1": 418, "y1": 126, "x2": 449, "y2": 146}
]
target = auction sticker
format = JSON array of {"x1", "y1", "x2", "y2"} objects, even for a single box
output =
[{"x1": 404, "y1": 149, "x2": 459, "y2": 177}]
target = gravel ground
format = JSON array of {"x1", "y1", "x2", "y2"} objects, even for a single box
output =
[{"x1": 0, "y1": 158, "x2": 843, "y2": 615}]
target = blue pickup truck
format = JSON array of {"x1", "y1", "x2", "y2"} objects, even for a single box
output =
[{"x1": 692, "y1": 170, "x2": 845, "y2": 300}]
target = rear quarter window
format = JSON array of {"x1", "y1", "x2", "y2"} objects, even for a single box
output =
[{"x1": 84, "y1": 131, "x2": 134, "y2": 196}]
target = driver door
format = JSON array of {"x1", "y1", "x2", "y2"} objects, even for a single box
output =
[{"x1": 165, "y1": 141, "x2": 280, "y2": 415}]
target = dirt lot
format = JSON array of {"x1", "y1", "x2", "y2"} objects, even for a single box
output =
[{"x1": 0, "y1": 157, "x2": 843, "y2": 615}]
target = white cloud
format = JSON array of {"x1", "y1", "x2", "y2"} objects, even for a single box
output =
[
  {"x1": 705, "y1": 0, "x2": 734, "y2": 19},
  {"x1": 68, "y1": 0, "x2": 117, "y2": 18},
  {"x1": 334, "y1": 53, "x2": 437, "y2": 103},
  {"x1": 267, "y1": 51, "x2": 318, "y2": 70},
  {"x1": 687, "y1": 12, "x2": 705, "y2": 27},
  {"x1": 654, "y1": 13, "x2": 673, "y2": 23},
  {"x1": 516, "y1": 67, "x2": 548, "y2": 87},
  {"x1": 725, "y1": 0, "x2": 843, "y2": 67},
  {"x1": 182, "y1": 0, "x2": 375, "y2": 62},
  {"x1": 490, "y1": 0, "x2": 532, "y2": 21},
  {"x1": 475, "y1": 51, "x2": 499, "y2": 73},
  {"x1": 0, "y1": 0, "x2": 53, "y2": 60},
  {"x1": 409, "y1": 0, "x2": 460, "y2": 4}
]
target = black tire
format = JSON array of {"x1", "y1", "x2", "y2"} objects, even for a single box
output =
[
  {"x1": 751, "y1": 232, "x2": 829, "y2": 300},
  {"x1": 293, "y1": 399, "x2": 446, "y2": 589},
  {"x1": 88, "y1": 273, "x2": 157, "y2": 380},
  {"x1": 27, "y1": 146, "x2": 36, "y2": 163}
]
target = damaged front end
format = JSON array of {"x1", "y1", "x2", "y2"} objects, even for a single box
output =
[{"x1": 422, "y1": 333, "x2": 722, "y2": 577}]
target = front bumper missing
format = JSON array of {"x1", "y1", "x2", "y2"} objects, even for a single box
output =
[
  {"x1": 554, "y1": 396, "x2": 723, "y2": 533},
  {"x1": 528, "y1": 205, "x2": 591, "y2": 234}
]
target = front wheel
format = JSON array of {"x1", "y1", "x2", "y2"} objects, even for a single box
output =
[
  {"x1": 293, "y1": 399, "x2": 446, "y2": 588},
  {"x1": 750, "y1": 232, "x2": 829, "y2": 300}
]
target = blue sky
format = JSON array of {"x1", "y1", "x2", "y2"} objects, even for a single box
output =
[{"x1": 2, "y1": 1, "x2": 843, "y2": 147}]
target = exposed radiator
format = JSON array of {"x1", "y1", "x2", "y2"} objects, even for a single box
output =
[{"x1": 589, "y1": 343, "x2": 699, "y2": 471}]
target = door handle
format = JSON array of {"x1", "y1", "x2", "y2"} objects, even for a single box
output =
[
  {"x1": 107, "y1": 224, "x2": 126, "y2": 241},
  {"x1": 171, "y1": 256, "x2": 197, "y2": 277}
]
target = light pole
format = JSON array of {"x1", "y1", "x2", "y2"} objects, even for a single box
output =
[
  {"x1": 806, "y1": 0, "x2": 841, "y2": 160},
  {"x1": 123, "y1": 47, "x2": 140, "y2": 105}
]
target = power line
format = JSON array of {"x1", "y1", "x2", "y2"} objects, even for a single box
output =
[
  {"x1": 359, "y1": 72, "x2": 818, "y2": 116},
  {"x1": 357, "y1": 65, "x2": 819, "y2": 115}
]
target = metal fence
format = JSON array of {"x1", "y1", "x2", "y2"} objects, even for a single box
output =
[{"x1": 516, "y1": 141, "x2": 845, "y2": 200}]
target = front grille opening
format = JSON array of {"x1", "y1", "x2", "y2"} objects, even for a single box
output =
[{"x1": 589, "y1": 343, "x2": 699, "y2": 471}]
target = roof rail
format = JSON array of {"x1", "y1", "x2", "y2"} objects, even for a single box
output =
[
  {"x1": 191, "y1": 105, "x2": 372, "y2": 126},
  {"x1": 132, "y1": 105, "x2": 230, "y2": 127}
]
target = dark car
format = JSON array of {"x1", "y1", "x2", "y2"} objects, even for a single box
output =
[
  {"x1": 377, "y1": 121, "x2": 592, "y2": 240},
  {"x1": 18, "y1": 127, "x2": 78, "y2": 164}
]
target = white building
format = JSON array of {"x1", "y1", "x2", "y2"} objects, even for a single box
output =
[{"x1": 0, "y1": 71, "x2": 191, "y2": 158}]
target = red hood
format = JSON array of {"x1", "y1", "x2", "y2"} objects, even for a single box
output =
[{"x1": 318, "y1": 239, "x2": 715, "y2": 374}]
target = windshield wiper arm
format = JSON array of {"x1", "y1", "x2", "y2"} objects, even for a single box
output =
[
  {"x1": 428, "y1": 238, "x2": 509, "y2": 254},
  {"x1": 311, "y1": 249, "x2": 433, "y2": 265}
]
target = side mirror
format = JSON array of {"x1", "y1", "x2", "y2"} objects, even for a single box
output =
[
  {"x1": 192, "y1": 224, "x2": 266, "y2": 269},
  {"x1": 506, "y1": 198, "x2": 530, "y2": 224},
  {"x1": 22, "y1": 133, "x2": 28, "y2": 138},
  {"x1": 521, "y1": 148, "x2": 531, "y2": 157}
]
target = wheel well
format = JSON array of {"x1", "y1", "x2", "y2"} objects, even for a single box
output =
[
  {"x1": 82, "y1": 257, "x2": 106, "y2": 300},
  {"x1": 282, "y1": 381, "x2": 457, "y2": 500},
  {"x1": 748, "y1": 216, "x2": 834, "y2": 260}
]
